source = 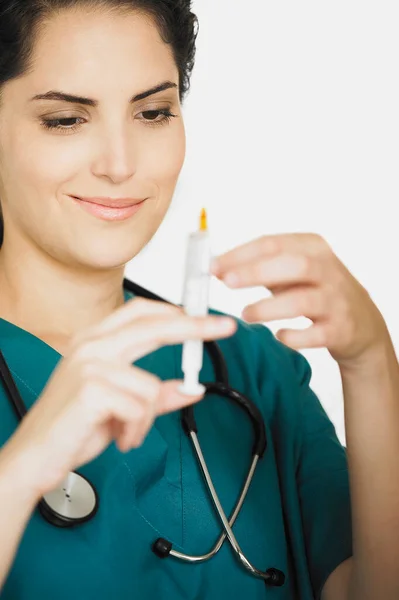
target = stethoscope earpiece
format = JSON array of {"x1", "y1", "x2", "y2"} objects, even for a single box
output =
[
  {"x1": 152, "y1": 538, "x2": 172, "y2": 558},
  {"x1": 152, "y1": 537, "x2": 285, "y2": 587},
  {"x1": 264, "y1": 568, "x2": 286, "y2": 587}
]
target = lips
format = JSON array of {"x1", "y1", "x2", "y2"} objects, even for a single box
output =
[
  {"x1": 72, "y1": 196, "x2": 146, "y2": 208},
  {"x1": 70, "y1": 195, "x2": 147, "y2": 222}
]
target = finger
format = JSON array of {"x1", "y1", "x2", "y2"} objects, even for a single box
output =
[
  {"x1": 219, "y1": 254, "x2": 321, "y2": 290},
  {"x1": 72, "y1": 297, "x2": 182, "y2": 348},
  {"x1": 156, "y1": 380, "x2": 205, "y2": 415},
  {"x1": 83, "y1": 370, "x2": 156, "y2": 452},
  {"x1": 83, "y1": 362, "x2": 161, "y2": 449},
  {"x1": 84, "y1": 361, "x2": 162, "y2": 402},
  {"x1": 95, "y1": 297, "x2": 182, "y2": 334},
  {"x1": 126, "y1": 315, "x2": 237, "y2": 363},
  {"x1": 89, "y1": 364, "x2": 205, "y2": 416},
  {"x1": 117, "y1": 422, "x2": 141, "y2": 452},
  {"x1": 104, "y1": 380, "x2": 204, "y2": 451},
  {"x1": 78, "y1": 314, "x2": 237, "y2": 364},
  {"x1": 109, "y1": 418, "x2": 124, "y2": 440},
  {"x1": 276, "y1": 324, "x2": 327, "y2": 350},
  {"x1": 242, "y1": 287, "x2": 327, "y2": 323},
  {"x1": 211, "y1": 233, "x2": 329, "y2": 276},
  {"x1": 91, "y1": 363, "x2": 204, "y2": 422},
  {"x1": 84, "y1": 380, "x2": 150, "y2": 433},
  {"x1": 116, "y1": 398, "x2": 155, "y2": 451}
]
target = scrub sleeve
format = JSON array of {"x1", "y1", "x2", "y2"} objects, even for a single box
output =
[
  {"x1": 0, "y1": 293, "x2": 353, "y2": 599},
  {"x1": 247, "y1": 322, "x2": 353, "y2": 599}
]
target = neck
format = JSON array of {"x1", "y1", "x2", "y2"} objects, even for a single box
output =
[{"x1": 0, "y1": 242, "x2": 126, "y2": 339}]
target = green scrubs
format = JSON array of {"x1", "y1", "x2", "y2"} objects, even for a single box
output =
[{"x1": 0, "y1": 288, "x2": 352, "y2": 599}]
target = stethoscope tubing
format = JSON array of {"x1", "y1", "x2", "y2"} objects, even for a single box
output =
[
  {"x1": 167, "y1": 433, "x2": 260, "y2": 564},
  {"x1": 0, "y1": 278, "x2": 285, "y2": 587}
]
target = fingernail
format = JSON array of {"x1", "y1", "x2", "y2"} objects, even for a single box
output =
[
  {"x1": 213, "y1": 318, "x2": 236, "y2": 333},
  {"x1": 241, "y1": 309, "x2": 254, "y2": 323},
  {"x1": 177, "y1": 381, "x2": 205, "y2": 397},
  {"x1": 224, "y1": 272, "x2": 239, "y2": 287},
  {"x1": 210, "y1": 257, "x2": 220, "y2": 273},
  {"x1": 220, "y1": 317, "x2": 235, "y2": 327},
  {"x1": 207, "y1": 317, "x2": 234, "y2": 332}
]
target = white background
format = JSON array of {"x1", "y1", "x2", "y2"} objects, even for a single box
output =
[{"x1": 126, "y1": 1, "x2": 399, "y2": 445}]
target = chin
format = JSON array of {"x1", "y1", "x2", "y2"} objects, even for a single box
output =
[{"x1": 71, "y1": 238, "x2": 145, "y2": 271}]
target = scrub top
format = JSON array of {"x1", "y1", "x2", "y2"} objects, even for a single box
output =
[{"x1": 0, "y1": 287, "x2": 352, "y2": 600}]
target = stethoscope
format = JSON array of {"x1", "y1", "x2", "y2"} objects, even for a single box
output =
[{"x1": 0, "y1": 278, "x2": 285, "y2": 588}]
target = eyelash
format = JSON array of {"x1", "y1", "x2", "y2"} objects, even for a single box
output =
[{"x1": 40, "y1": 109, "x2": 177, "y2": 133}]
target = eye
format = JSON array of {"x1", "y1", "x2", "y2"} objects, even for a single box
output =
[
  {"x1": 39, "y1": 108, "x2": 178, "y2": 134},
  {"x1": 138, "y1": 109, "x2": 177, "y2": 127},
  {"x1": 40, "y1": 117, "x2": 84, "y2": 132}
]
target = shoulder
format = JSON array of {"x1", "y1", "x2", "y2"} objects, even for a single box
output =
[{"x1": 208, "y1": 307, "x2": 343, "y2": 455}]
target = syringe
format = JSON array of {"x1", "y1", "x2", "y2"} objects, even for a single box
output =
[{"x1": 179, "y1": 209, "x2": 211, "y2": 396}]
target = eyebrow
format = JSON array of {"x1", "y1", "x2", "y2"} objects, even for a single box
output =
[{"x1": 30, "y1": 80, "x2": 178, "y2": 106}]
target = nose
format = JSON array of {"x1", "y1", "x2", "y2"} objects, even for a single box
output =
[{"x1": 91, "y1": 124, "x2": 138, "y2": 184}]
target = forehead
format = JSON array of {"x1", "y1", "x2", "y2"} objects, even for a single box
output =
[{"x1": 25, "y1": 8, "x2": 178, "y2": 92}]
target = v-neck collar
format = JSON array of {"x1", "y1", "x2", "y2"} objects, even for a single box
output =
[
  {"x1": 0, "y1": 287, "x2": 135, "y2": 402},
  {"x1": 0, "y1": 287, "x2": 134, "y2": 352},
  {"x1": 0, "y1": 286, "x2": 186, "y2": 548}
]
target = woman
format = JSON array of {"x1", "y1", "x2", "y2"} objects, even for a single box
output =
[{"x1": 0, "y1": 1, "x2": 398, "y2": 599}]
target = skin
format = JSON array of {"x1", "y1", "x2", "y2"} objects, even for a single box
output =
[
  {"x1": 212, "y1": 235, "x2": 399, "y2": 599},
  {"x1": 0, "y1": 7, "x2": 185, "y2": 344},
  {"x1": 0, "y1": 6, "x2": 398, "y2": 600},
  {"x1": 0, "y1": 8, "x2": 238, "y2": 589}
]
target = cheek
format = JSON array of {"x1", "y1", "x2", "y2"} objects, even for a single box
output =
[
  {"x1": 5, "y1": 124, "x2": 81, "y2": 204},
  {"x1": 142, "y1": 122, "x2": 186, "y2": 194},
  {"x1": 22, "y1": 139, "x2": 81, "y2": 191}
]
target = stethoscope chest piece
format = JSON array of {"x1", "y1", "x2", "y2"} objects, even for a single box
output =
[{"x1": 38, "y1": 471, "x2": 98, "y2": 528}]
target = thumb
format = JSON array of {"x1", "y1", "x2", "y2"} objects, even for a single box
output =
[{"x1": 157, "y1": 380, "x2": 205, "y2": 415}]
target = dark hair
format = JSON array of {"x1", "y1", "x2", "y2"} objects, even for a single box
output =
[{"x1": 0, "y1": 0, "x2": 199, "y2": 246}]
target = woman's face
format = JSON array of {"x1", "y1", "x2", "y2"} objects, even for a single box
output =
[{"x1": 0, "y1": 8, "x2": 185, "y2": 269}]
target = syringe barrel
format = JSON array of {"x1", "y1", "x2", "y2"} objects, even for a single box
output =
[
  {"x1": 182, "y1": 231, "x2": 211, "y2": 317},
  {"x1": 182, "y1": 339, "x2": 203, "y2": 373},
  {"x1": 179, "y1": 221, "x2": 211, "y2": 397}
]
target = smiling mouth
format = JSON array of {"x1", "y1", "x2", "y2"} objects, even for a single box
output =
[
  {"x1": 71, "y1": 196, "x2": 147, "y2": 209},
  {"x1": 70, "y1": 195, "x2": 147, "y2": 221}
]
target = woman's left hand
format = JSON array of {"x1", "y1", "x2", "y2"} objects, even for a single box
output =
[{"x1": 211, "y1": 233, "x2": 389, "y2": 370}]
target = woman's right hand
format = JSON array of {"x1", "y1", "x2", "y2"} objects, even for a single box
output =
[{"x1": 1, "y1": 297, "x2": 237, "y2": 501}]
